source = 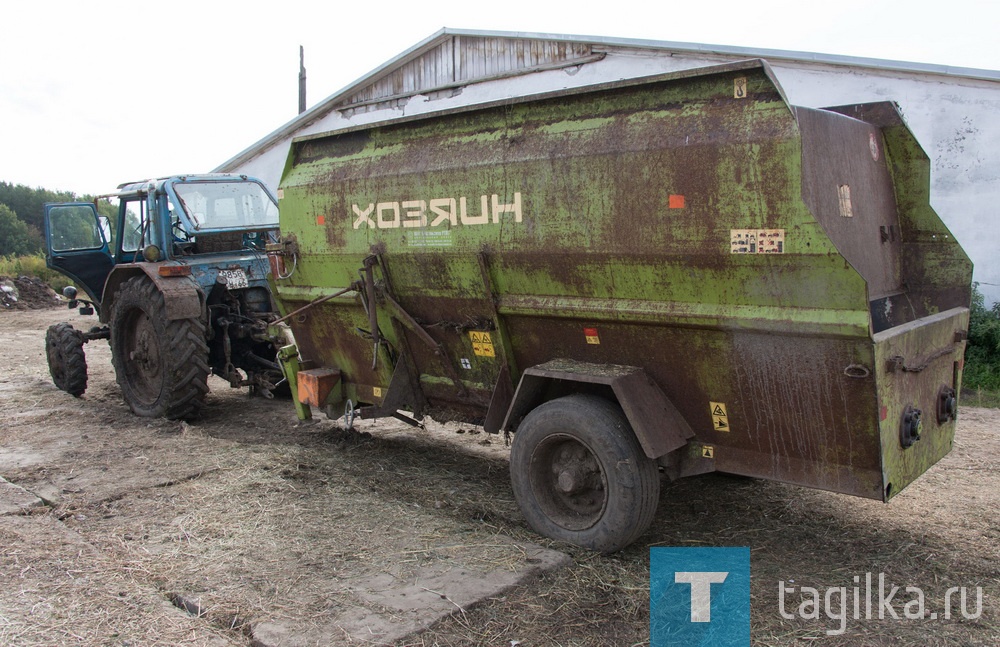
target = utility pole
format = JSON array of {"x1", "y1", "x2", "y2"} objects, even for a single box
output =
[{"x1": 298, "y1": 46, "x2": 307, "y2": 115}]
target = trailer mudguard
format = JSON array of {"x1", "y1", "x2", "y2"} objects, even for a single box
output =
[{"x1": 500, "y1": 359, "x2": 694, "y2": 459}]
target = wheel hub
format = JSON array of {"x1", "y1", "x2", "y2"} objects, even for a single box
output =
[
  {"x1": 122, "y1": 311, "x2": 163, "y2": 404},
  {"x1": 530, "y1": 435, "x2": 608, "y2": 531}
]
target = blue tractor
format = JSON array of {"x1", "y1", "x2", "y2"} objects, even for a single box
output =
[{"x1": 43, "y1": 174, "x2": 285, "y2": 419}]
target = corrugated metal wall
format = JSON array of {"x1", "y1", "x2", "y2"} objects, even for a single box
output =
[{"x1": 343, "y1": 36, "x2": 593, "y2": 111}]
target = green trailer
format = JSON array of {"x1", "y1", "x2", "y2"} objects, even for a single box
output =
[{"x1": 269, "y1": 59, "x2": 972, "y2": 552}]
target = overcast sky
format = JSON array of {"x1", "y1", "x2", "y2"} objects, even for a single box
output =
[{"x1": 2, "y1": 0, "x2": 997, "y2": 196}]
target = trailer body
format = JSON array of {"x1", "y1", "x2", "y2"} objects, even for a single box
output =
[{"x1": 271, "y1": 60, "x2": 971, "y2": 551}]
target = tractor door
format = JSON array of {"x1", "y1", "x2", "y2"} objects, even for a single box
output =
[{"x1": 44, "y1": 202, "x2": 115, "y2": 304}]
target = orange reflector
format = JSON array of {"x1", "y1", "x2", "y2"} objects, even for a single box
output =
[
  {"x1": 316, "y1": 215, "x2": 326, "y2": 225},
  {"x1": 158, "y1": 265, "x2": 192, "y2": 277},
  {"x1": 669, "y1": 194, "x2": 686, "y2": 209}
]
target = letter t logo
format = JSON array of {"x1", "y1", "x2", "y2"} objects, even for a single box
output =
[{"x1": 675, "y1": 572, "x2": 729, "y2": 622}]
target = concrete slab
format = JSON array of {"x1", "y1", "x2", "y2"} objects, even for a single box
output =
[
  {"x1": 0, "y1": 476, "x2": 43, "y2": 515},
  {"x1": 250, "y1": 538, "x2": 570, "y2": 646}
]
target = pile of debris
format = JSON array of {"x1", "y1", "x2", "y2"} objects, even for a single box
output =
[{"x1": 0, "y1": 276, "x2": 62, "y2": 310}]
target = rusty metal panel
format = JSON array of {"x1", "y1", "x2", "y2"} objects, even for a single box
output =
[
  {"x1": 799, "y1": 106, "x2": 903, "y2": 303},
  {"x1": 874, "y1": 307, "x2": 968, "y2": 500},
  {"x1": 502, "y1": 359, "x2": 692, "y2": 459},
  {"x1": 276, "y1": 59, "x2": 971, "y2": 500}
]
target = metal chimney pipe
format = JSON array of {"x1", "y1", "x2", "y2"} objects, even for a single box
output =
[{"x1": 298, "y1": 46, "x2": 307, "y2": 114}]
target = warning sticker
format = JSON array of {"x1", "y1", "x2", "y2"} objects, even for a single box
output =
[
  {"x1": 734, "y1": 77, "x2": 747, "y2": 99},
  {"x1": 710, "y1": 401, "x2": 730, "y2": 432},
  {"x1": 584, "y1": 327, "x2": 601, "y2": 345},
  {"x1": 730, "y1": 229, "x2": 785, "y2": 254},
  {"x1": 469, "y1": 331, "x2": 496, "y2": 357},
  {"x1": 701, "y1": 445, "x2": 715, "y2": 459},
  {"x1": 373, "y1": 386, "x2": 383, "y2": 398}
]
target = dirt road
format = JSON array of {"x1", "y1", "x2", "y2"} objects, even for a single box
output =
[{"x1": 1, "y1": 306, "x2": 997, "y2": 646}]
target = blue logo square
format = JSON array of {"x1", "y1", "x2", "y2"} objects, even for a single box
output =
[{"x1": 650, "y1": 547, "x2": 750, "y2": 647}]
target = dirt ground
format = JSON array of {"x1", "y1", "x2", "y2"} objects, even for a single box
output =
[{"x1": 1, "y1": 306, "x2": 997, "y2": 646}]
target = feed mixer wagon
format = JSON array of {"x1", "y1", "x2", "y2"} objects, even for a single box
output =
[{"x1": 268, "y1": 60, "x2": 972, "y2": 552}]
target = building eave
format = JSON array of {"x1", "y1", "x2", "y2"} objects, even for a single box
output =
[{"x1": 215, "y1": 27, "x2": 1000, "y2": 173}]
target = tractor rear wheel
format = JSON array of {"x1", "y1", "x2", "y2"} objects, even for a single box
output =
[
  {"x1": 110, "y1": 276, "x2": 209, "y2": 419},
  {"x1": 509, "y1": 394, "x2": 660, "y2": 553},
  {"x1": 45, "y1": 322, "x2": 87, "y2": 397}
]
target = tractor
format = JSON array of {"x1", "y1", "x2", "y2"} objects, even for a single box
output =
[{"x1": 43, "y1": 174, "x2": 285, "y2": 419}]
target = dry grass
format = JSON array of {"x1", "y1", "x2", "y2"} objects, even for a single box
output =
[{"x1": 1, "y1": 308, "x2": 998, "y2": 646}]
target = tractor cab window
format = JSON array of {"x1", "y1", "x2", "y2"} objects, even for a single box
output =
[
  {"x1": 173, "y1": 181, "x2": 278, "y2": 231},
  {"x1": 49, "y1": 205, "x2": 107, "y2": 252},
  {"x1": 120, "y1": 198, "x2": 149, "y2": 253}
]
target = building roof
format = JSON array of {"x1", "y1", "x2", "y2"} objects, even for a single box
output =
[{"x1": 215, "y1": 27, "x2": 1000, "y2": 173}]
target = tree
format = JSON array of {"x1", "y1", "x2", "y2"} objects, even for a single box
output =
[
  {"x1": 0, "y1": 204, "x2": 37, "y2": 256},
  {"x1": 964, "y1": 283, "x2": 1000, "y2": 391},
  {"x1": 0, "y1": 181, "x2": 77, "y2": 242},
  {"x1": 0, "y1": 182, "x2": 115, "y2": 255}
]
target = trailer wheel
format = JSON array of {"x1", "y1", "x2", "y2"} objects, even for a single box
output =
[
  {"x1": 45, "y1": 322, "x2": 88, "y2": 397},
  {"x1": 110, "y1": 276, "x2": 209, "y2": 420},
  {"x1": 510, "y1": 394, "x2": 660, "y2": 553}
]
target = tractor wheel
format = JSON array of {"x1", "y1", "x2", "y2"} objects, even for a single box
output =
[
  {"x1": 110, "y1": 276, "x2": 209, "y2": 419},
  {"x1": 45, "y1": 322, "x2": 88, "y2": 397},
  {"x1": 509, "y1": 394, "x2": 660, "y2": 553}
]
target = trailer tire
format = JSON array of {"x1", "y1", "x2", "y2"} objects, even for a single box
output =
[
  {"x1": 510, "y1": 394, "x2": 659, "y2": 553},
  {"x1": 110, "y1": 276, "x2": 209, "y2": 420},
  {"x1": 46, "y1": 322, "x2": 88, "y2": 397}
]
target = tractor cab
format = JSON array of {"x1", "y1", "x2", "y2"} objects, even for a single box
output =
[{"x1": 44, "y1": 174, "x2": 279, "y2": 306}]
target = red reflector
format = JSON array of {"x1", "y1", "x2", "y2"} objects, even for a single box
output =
[
  {"x1": 879, "y1": 405, "x2": 888, "y2": 421},
  {"x1": 668, "y1": 194, "x2": 686, "y2": 209},
  {"x1": 317, "y1": 215, "x2": 326, "y2": 225},
  {"x1": 158, "y1": 265, "x2": 192, "y2": 277}
]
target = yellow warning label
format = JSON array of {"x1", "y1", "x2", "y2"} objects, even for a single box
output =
[
  {"x1": 373, "y1": 386, "x2": 383, "y2": 398},
  {"x1": 734, "y1": 77, "x2": 747, "y2": 99},
  {"x1": 710, "y1": 401, "x2": 730, "y2": 432},
  {"x1": 702, "y1": 445, "x2": 715, "y2": 459},
  {"x1": 469, "y1": 331, "x2": 496, "y2": 358}
]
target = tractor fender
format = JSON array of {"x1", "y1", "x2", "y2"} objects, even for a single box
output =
[
  {"x1": 496, "y1": 358, "x2": 695, "y2": 460},
  {"x1": 99, "y1": 264, "x2": 205, "y2": 323}
]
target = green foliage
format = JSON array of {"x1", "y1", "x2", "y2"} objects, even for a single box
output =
[
  {"x1": 963, "y1": 283, "x2": 1000, "y2": 393},
  {"x1": 0, "y1": 204, "x2": 40, "y2": 256},
  {"x1": 0, "y1": 181, "x2": 80, "y2": 233},
  {"x1": 0, "y1": 181, "x2": 115, "y2": 255}
]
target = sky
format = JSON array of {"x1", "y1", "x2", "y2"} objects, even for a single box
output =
[{"x1": 2, "y1": 0, "x2": 998, "y2": 197}]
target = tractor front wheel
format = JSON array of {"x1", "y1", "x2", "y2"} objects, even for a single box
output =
[{"x1": 45, "y1": 322, "x2": 88, "y2": 397}]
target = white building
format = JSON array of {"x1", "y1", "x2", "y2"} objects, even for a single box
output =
[{"x1": 216, "y1": 28, "x2": 1000, "y2": 303}]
